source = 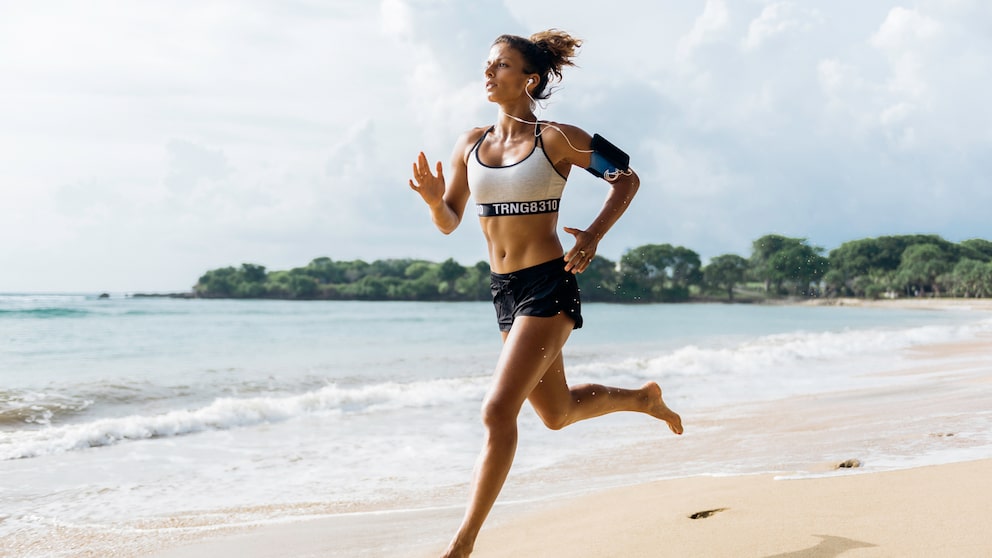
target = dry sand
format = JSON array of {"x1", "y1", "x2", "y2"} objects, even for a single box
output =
[
  {"x1": 469, "y1": 459, "x2": 992, "y2": 558},
  {"x1": 146, "y1": 459, "x2": 992, "y2": 558}
]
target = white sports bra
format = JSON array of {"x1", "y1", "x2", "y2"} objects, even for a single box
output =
[{"x1": 467, "y1": 125, "x2": 568, "y2": 217}]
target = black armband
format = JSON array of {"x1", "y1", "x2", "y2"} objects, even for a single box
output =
[{"x1": 584, "y1": 134, "x2": 631, "y2": 179}]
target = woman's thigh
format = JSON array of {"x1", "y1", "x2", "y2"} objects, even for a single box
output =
[{"x1": 485, "y1": 313, "x2": 574, "y2": 413}]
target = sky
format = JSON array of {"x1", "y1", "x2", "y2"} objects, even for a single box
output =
[{"x1": 2, "y1": 0, "x2": 990, "y2": 293}]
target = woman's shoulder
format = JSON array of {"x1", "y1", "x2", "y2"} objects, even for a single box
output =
[
  {"x1": 453, "y1": 126, "x2": 490, "y2": 149},
  {"x1": 452, "y1": 126, "x2": 492, "y2": 165},
  {"x1": 539, "y1": 121, "x2": 589, "y2": 141},
  {"x1": 538, "y1": 121, "x2": 594, "y2": 164},
  {"x1": 464, "y1": 125, "x2": 492, "y2": 141}
]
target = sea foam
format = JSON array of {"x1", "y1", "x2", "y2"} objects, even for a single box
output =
[{"x1": 0, "y1": 376, "x2": 488, "y2": 460}]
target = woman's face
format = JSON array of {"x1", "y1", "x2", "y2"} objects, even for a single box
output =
[{"x1": 483, "y1": 43, "x2": 534, "y2": 103}]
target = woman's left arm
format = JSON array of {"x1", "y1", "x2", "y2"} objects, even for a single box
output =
[
  {"x1": 546, "y1": 124, "x2": 641, "y2": 273},
  {"x1": 563, "y1": 170, "x2": 639, "y2": 273}
]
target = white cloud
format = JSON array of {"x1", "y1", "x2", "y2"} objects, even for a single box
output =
[
  {"x1": 871, "y1": 8, "x2": 942, "y2": 102},
  {"x1": 677, "y1": 0, "x2": 731, "y2": 61},
  {"x1": 164, "y1": 140, "x2": 232, "y2": 194},
  {"x1": 743, "y1": 2, "x2": 820, "y2": 50},
  {"x1": 870, "y1": 6, "x2": 942, "y2": 50},
  {"x1": 2, "y1": 1, "x2": 991, "y2": 292},
  {"x1": 879, "y1": 102, "x2": 919, "y2": 149},
  {"x1": 380, "y1": 0, "x2": 413, "y2": 36}
]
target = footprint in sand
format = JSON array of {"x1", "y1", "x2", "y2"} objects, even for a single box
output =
[{"x1": 689, "y1": 508, "x2": 728, "y2": 519}]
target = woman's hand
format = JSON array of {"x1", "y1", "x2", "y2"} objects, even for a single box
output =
[
  {"x1": 409, "y1": 152, "x2": 446, "y2": 209},
  {"x1": 563, "y1": 226, "x2": 598, "y2": 273}
]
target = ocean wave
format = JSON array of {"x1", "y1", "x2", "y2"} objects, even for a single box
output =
[
  {"x1": 0, "y1": 307, "x2": 91, "y2": 318},
  {"x1": 0, "y1": 377, "x2": 488, "y2": 460},
  {"x1": 0, "y1": 392, "x2": 95, "y2": 428},
  {"x1": 571, "y1": 318, "x2": 992, "y2": 394},
  {"x1": 0, "y1": 383, "x2": 170, "y2": 428},
  {"x1": 668, "y1": 324, "x2": 961, "y2": 374},
  {"x1": 3, "y1": 316, "x2": 988, "y2": 460}
]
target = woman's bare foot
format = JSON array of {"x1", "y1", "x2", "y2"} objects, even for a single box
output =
[{"x1": 642, "y1": 381, "x2": 683, "y2": 434}]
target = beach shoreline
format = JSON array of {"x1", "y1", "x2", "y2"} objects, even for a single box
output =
[
  {"x1": 4, "y1": 298, "x2": 990, "y2": 558},
  {"x1": 801, "y1": 296, "x2": 992, "y2": 310},
  {"x1": 142, "y1": 461, "x2": 992, "y2": 558},
  {"x1": 142, "y1": 327, "x2": 992, "y2": 558}
]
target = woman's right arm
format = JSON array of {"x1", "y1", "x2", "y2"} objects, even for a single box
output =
[{"x1": 409, "y1": 130, "x2": 478, "y2": 235}]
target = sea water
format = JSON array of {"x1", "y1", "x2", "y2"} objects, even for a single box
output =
[{"x1": 2, "y1": 294, "x2": 991, "y2": 553}]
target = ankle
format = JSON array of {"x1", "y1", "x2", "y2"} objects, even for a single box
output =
[{"x1": 442, "y1": 537, "x2": 474, "y2": 558}]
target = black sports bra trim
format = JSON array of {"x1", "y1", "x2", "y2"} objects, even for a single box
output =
[{"x1": 477, "y1": 198, "x2": 560, "y2": 217}]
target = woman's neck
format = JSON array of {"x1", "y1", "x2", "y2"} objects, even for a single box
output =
[{"x1": 495, "y1": 106, "x2": 538, "y2": 138}]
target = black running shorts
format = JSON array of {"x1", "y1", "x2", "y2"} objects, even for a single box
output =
[{"x1": 490, "y1": 257, "x2": 583, "y2": 332}]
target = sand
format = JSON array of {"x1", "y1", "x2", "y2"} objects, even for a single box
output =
[
  {"x1": 145, "y1": 459, "x2": 992, "y2": 558},
  {"x1": 141, "y1": 299, "x2": 992, "y2": 557},
  {"x1": 470, "y1": 459, "x2": 992, "y2": 558}
]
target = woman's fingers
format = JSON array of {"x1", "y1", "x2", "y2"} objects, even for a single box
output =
[
  {"x1": 409, "y1": 153, "x2": 445, "y2": 208},
  {"x1": 562, "y1": 226, "x2": 596, "y2": 273},
  {"x1": 411, "y1": 153, "x2": 441, "y2": 187},
  {"x1": 411, "y1": 154, "x2": 432, "y2": 187}
]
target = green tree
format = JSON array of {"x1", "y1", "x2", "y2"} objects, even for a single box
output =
[
  {"x1": 768, "y1": 243, "x2": 828, "y2": 296},
  {"x1": 828, "y1": 235, "x2": 968, "y2": 298},
  {"x1": 306, "y1": 257, "x2": 345, "y2": 284},
  {"x1": 750, "y1": 234, "x2": 793, "y2": 293},
  {"x1": 435, "y1": 258, "x2": 467, "y2": 299},
  {"x1": 873, "y1": 235, "x2": 959, "y2": 269},
  {"x1": 750, "y1": 235, "x2": 826, "y2": 295},
  {"x1": 195, "y1": 264, "x2": 268, "y2": 297},
  {"x1": 343, "y1": 276, "x2": 389, "y2": 299},
  {"x1": 895, "y1": 243, "x2": 954, "y2": 296},
  {"x1": 404, "y1": 261, "x2": 436, "y2": 281},
  {"x1": 369, "y1": 259, "x2": 415, "y2": 279},
  {"x1": 454, "y1": 261, "x2": 491, "y2": 301},
  {"x1": 340, "y1": 260, "x2": 370, "y2": 283},
  {"x1": 704, "y1": 254, "x2": 748, "y2": 301},
  {"x1": 619, "y1": 244, "x2": 700, "y2": 301},
  {"x1": 668, "y1": 246, "x2": 703, "y2": 295},
  {"x1": 960, "y1": 239, "x2": 992, "y2": 262},
  {"x1": 398, "y1": 262, "x2": 439, "y2": 299},
  {"x1": 287, "y1": 268, "x2": 319, "y2": 298},
  {"x1": 619, "y1": 244, "x2": 669, "y2": 301},
  {"x1": 190, "y1": 233, "x2": 992, "y2": 301},
  {"x1": 827, "y1": 238, "x2": 884, "y2": 295},
  {"x1": 240, "y1": 263, "x2": 267, "y2": 283},
  {"x1": 944, "y1": 259, "x2": 992, "y2": 298},
  {"x1": 232, "y1": 263, "x2": 268, "y2": 297},
  {"x1": 195, "y1": 266, "x2": 238, "y2": 297},
  {"x1": 830, "y1": 235, "x2": 958, "y2": 276},
  {"x1": 579, "y1": 256, "x2": 621, "y2": 302},
  {"x1": 438, "y1": 258, "x2": 466, "y2": 283}
]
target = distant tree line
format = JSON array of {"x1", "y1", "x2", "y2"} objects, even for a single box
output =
[{"x1": 193, "y1": 234, "x2": 992, "y2": 302}]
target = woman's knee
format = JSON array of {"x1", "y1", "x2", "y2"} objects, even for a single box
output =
[
  {"x1": 481, "y1": 398, "x2": 517, "y2": 428},
  {"x1": 480, "y1": 397, "x2": 519, "y2": 434},
  {"x1": 535, "y1": 408, "x2": 570, "y2": 431}
]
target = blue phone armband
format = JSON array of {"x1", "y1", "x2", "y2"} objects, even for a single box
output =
[{"x1": 585, "y1": 134, "x2": 630, "y2": 179}]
